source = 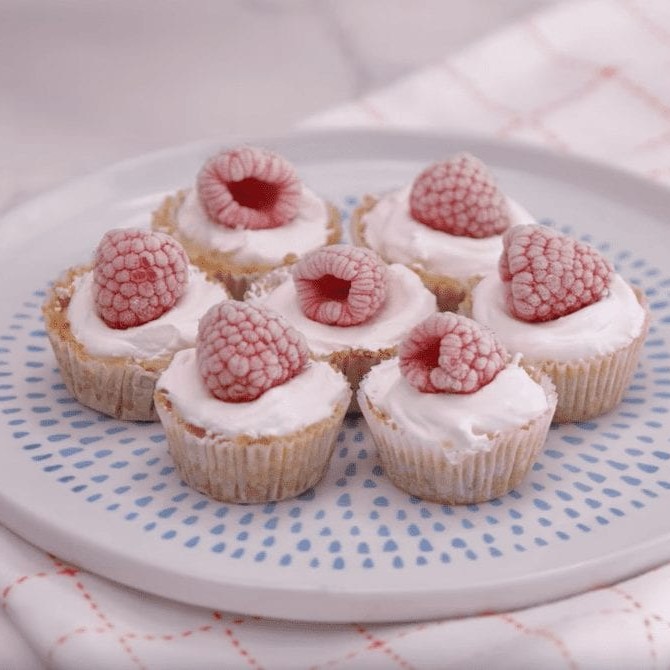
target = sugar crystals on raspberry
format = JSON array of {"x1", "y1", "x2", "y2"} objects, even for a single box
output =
[
  {"x1": 196, "y1": 146, "x2": 302, "y2": 230},
  {"x1": 499, "y1": 224, "x2": 614, "y2": 322},
  {"x1": 409, "y1": 153, "x2": 511, "y2": 238},
  {"x1": 93, "y1": 229, "x2": 188, "y2": 329},
  {"x1": 399, "y1": 313, "x2": 508, "y2": 394},
  {"x1": 197, "y1": 301, "x2": 309, "y2": 403},
  {"x1": 292, "y1": 245, "x2": 388, "y2": 327}
]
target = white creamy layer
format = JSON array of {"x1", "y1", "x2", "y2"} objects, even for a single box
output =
[
  {"x1": 471, "y1": 273, "x2": 646, "y2": 363},
  {"x1": 360, "y1": 185, "x2": 536, "y2": 279},
  {"x1": 177, "y1": 186, "x2": 332, "y2": 265},
  {"x1": 68, "y1": 268, "x2": 228, "y2": 360},
  {"x1": 157, "y1": 350, "x2": 351, "y2": 438},
  {"x1": 360, "y1": 358, "x2": 549, "y2": 459},
  {"x1": 254, "y1": 264, "x2": 437, "y2": 357}
]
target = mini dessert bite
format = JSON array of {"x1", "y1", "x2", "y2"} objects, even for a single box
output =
[
  {"x1": 358, "y1": 313, "x2": 557, "y2": 505},
  {"x1": 42, "y1": 228, "x2": 229, "y2": 421},
  {"x1": 154, "y1": 301, "x2": 351, "y2": 503},
  {"x1": 351, "y1": 153, "x2": 536, "y2": 311},
  {"x1": 152, "y1": 145, "x2": 342, "y2": 299},
  {"x1": 245, "y1": 244, "x2": 438, "y2": 409},
  {"x1": 466, "y1": 224, "x2": 650, "y2": 423}
]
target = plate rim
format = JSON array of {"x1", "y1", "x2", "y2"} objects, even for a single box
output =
[{"x1": 5, "y1": 126, "x2": 670, "y2": 226}]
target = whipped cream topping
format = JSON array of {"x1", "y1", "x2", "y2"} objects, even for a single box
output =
[
  {"x1": 157, "y1": 350, "x2": 351, "y2": 437},
  {"x1": 360, "y1": 358, "x2": 549, "y2": 461},
  {"x1": 177, "y1": 186, "x2": 332, "y2": 265},
  {"x1": 471, "y1": 273, "x2": 646, "y2": 363},
  {"x1": 68, "y1": 267, "x2": 228, "y2": 360},
  {"x1": 252, "y1": 264, "x2": 437, "y2": 356},
  {"x1": 360, "y1": 185, "x2": 536, "y2": 279}
]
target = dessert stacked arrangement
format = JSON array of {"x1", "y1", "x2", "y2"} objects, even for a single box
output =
[{"x1": 43, "y1": 146, "x2": 650, "y2": 504}]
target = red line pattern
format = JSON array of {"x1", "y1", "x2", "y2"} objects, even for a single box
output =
[
  {"x1": 357, "y1": 98, "x2": 387, "y2": 125},
  {"x1": 441, "y1": 61, "x2": 519, "y2": 120},
  {"x1": 646, "y1": 165, "x2": 670, "y2": 178},
  {"x1": 635, "y1": 129, "x2": 670, "y2": 152},
  {"x1": 2, "y1": 557, "x2": 263, "y2": 669},
  {"x1": 521, "y1": 16, "x2": 670, "y2": 134},
  {"x1": 616, "y1": 72, "x2": 670, "y2": 123},
  {"x1": 213, "y1": 611, "x2": 264, "y2": 670},
  {"x1": 498, "y1": 613, "x2": 579, "y2": 670},
  {"x1": 610, "y1": 586, "x2": 664, "y2": 664},
  {"x1": 2, "y1": 571, "x2": 51, "y2": 606},
  {"x1": 441, "y1": 62, "x2": 570, "y2": 151},
  {"x1": 620, "y1": 0, "x2": 670, "y2": 50},
  {"x1": 309, "y1": 622, "x2": 434, "y2": 670},
  {"x1": 353, "y1": 624, "x2": 416, "y2": 670}
]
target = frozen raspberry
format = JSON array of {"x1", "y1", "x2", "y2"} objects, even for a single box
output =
[
  {"x1": 292, "y1": 245, "x2": 388, "y2": 327},
  {"x1": 399, "y1": 313, "x2": 507, "y2": 394},
  {"x1": 93, "y1": 229, "x2": 188, "y2": 329},
  {"x1": 499, "y1": 224, "x2": 614, "y2": 322},
  {"x1": 196, "y1": 146, "x2": 302, "y2": 230},
  {"x1": 197, "y1": 301, "x2": 309, "y2": 403},
  {"x1": 409, "y1": 153, "x2": 511, "y2": 238}
]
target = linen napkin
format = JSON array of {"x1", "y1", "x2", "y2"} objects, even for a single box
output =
[
  {"x1": 307, "y1": 0, "x2": 670, "y2": 185},
  {"x1": 4, "y1": 0, "x2": 670, "y2": 667}
]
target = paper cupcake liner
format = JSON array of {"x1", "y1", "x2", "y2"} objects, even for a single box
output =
[
  {"x1": 152, "y1": 191, "x2": 342, "y2": 300},
  {"x1": 245, "y1": 268, "x2": 395, "y2": 413},
  {"x1": 322, "y1": 346, "x2": 396, "y2": 413},
  {"x1": 462, "y1": 285, "x2": 651, "y2": 423},
  {"x1": 42, "y1": 267, "x2": 168, "y2": 421},
  {"x1": 358, "y1": 371, "x2": 557, "y2": 505},
  {"x1": 351, "y1": 195, "x2": 475, "y2": 312},
  {"x1": 536, "y1": 297, "x2": 650, "y2": 423},
  {"x1": 155, "y1": 391, "x2": 350, "y2": 503}
]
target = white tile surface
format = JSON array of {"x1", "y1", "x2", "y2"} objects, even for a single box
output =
[{"x1": 1, "y1": 0, "x2": 557, "y2": 212}]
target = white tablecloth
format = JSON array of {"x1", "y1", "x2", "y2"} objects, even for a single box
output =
[{"x1": 4, "y1": 0, "x2": 670, "y2": 667}]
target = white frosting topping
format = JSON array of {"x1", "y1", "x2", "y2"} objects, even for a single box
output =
[
  {"x1": 252, "y1": 264, "x2": 437, "y2": 356},
  {"x1": 176, "y1": 186, "x2": 332, "y2": 265},
  {"x1": 471, "y1": 273, "x2": 646, "y2": 362},
  {"x1": 360, "y1": 358, "x2": 549, "y2": 461},
  {"x1": 157, "y1": 350, "x2": 351, "y2": 437},
  {"x1": 360, "y1": 185, "x2": 536, "y2": 279},
  {"x1": 68, "y1": 268, "x2": 228, "y2": 360}
]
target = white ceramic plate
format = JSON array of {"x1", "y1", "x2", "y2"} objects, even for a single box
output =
[{"x1": 1, "y1": 130, "x2": 669, "y2": 623}]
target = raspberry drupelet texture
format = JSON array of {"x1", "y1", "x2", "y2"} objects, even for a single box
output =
[
  {"x1": 196, "y1": 146, "x2": 302, "y2": 230},
  {"x1": 409, "y1": 153, "x2": 512, "y2": 238},
  {"x1": 197, "y1": 301, "x2": 309, "y2": 403},
  {"x1": 292, "y1": 244, "x2": 388, "y2": 327},
  {"x1": 399, "y1": 313, "x2": 508, "y2": 394},
  {"x1": 93, "y1": 229, "x2": 188, "y2": 330},
  {"x1": 499, "y1": 224, "x2": 614, "y2": 323}
]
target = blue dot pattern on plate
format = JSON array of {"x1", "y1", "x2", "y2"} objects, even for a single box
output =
[{"x1": 1, "y1": 207, "x2": 670, "y2": 574}]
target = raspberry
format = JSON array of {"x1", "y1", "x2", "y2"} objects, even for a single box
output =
[
  {"x1": 197, "y1": 301, "x2": 309, "y2": 403},
  {"x1": 399, "y1": 313, "x2": 507, "y2": 394},
  {"x1": 409, "y1": 153, "x2": 511, "y2": 238},
  {"x1": 292, "y1": 245, "x2": 388, "y2": 326},
  {"x1": 499, "y1": 224, "x2": 614, "y2": 322},
  {"x1": 93, "y1": 229, "x2": 188, "y2": 329},
  {"x1": 196, "y1": 146, "x2": 302, "y2": 230}
]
